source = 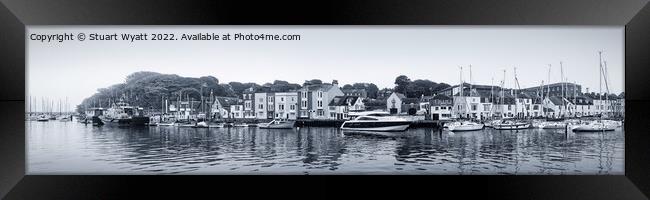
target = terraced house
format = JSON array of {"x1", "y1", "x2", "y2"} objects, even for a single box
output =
[{"x1": 297, "y1": 80, "x2": 344, "y2": 119}]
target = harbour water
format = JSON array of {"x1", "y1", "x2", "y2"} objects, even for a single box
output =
[{"x1": 27, "y1": 121, "x2": 624, "y2": 175}]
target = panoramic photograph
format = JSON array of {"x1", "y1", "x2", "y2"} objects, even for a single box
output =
[{"x1": 26, "y1": 26, "x2": 624, "y2": 175}]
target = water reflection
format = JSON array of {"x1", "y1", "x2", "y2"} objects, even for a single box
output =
[{"x1": 27, "y1": 121, "x2": 624, "y2": 175}]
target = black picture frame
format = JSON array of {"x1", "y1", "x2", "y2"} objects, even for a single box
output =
[{"x1": 1, "y1": 0, "x2": 650, "y2": 199}]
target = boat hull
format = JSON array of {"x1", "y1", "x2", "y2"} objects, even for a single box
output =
[
  {"x1": 448, "y1": 124, "x2": 484, "y2": 132},
  {"x1": 99, "y1": 116, "x2": 149, "y2": 126},
  {"x1": 572, "y1": 126, "x2": 616, "y2": 132},
  {"x1": 493, "y1": 123, "x2": 530, "y2": 130},
  {"x1": 340, "y1": 121, "x2": 411, "y2": 132}
]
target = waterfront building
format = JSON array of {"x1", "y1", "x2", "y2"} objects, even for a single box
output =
[
  {"x1": 211, "y1": 97, "x2": 243, "y2": 119},
  {"x1": 254, "y1": 92, "x2": 274, "y2": 119},
  {"x1": 242, "y1": 87, "x2": 256, "y2": 118},
  {"x1": 522, "y1": 82, "x2": 582, "y2": 98},
  {"x1": 297, "y1": 80, "x2": 344, "y2": 119},
  {"x1": 274, "y1": 92, "x2": 298, "y2": 119},
  {"x1": 229, "y1": 103, "x2": 244, "y2": 118},
  {"x1": 429, "y1": 94, "x2": 453, "y2": 120},
  {"x1": 386, "y1": 92, "x2": 419, "y2": 115},
  {"x1": 417, "y1": 95, "x2": 435, "y2": 115},
  {"x1": 328, "y1": 96, "x2": 365, "y2": 120},
  {"x1": 567, "y1": 95, "x2": 594, "y2": 117}
]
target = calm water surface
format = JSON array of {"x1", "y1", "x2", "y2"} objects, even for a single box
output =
[{"x1": 27, "y1": 121, "x2": 624, "y2": 175}]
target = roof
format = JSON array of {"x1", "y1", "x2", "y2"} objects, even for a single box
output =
[
  {"x1": 304, "y1": 84, "x2": 334, "y2": 92},
  {"x1": 215, "y1": 97, "x2": 243, "y2": 107},
  {"x1": 522, "y1": 82, "x2": 581, "y2": 91},
  {"x1": 420, "y1": 95, "x2": 435, "y2": 102},
  {"x1": 402, "y1": 98, "x2": 420, "y2": 104},
  {"x1": 432, "y1": 94, "x2": 452, "y2": 100},
  {"x1": 391, "y1": 92, "x2": 407, "y2": 99},
  {"x1": 342, "y1": 88, "x2": 367, "y2": 93},
  {"x1": 547, "y1": 96, "x2": 565, "y2": 105},
  {"x1": 328, "y1": 96, "x2": 359, "y2": 106},
  {"x1": 429, "y1": 95, "x2": 453, "y2": 106}
]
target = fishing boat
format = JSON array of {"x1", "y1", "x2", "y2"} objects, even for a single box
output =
[
  {"x1": 446, "y1": 121, "x2": 484, "y2": 132},
  {"x1": 340, "y1": 111, "x2": 410, "y2": 132},
  {"x1": 572, "y1": 120, "x2": 616, "y2": 132},
  {"x1": 259, "y1": 119, "x2": 296, "y2": 129},
  {"x1": 98, "y1": 100, "x2": 149, "y2": 126},
  {"x1": 492, "y1": 120, "x2": 530, "y2": 130}
]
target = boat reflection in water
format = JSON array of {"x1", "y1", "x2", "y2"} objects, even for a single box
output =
[{"x1": 27, "y1": 121, "x2": 623, "y2": 175}]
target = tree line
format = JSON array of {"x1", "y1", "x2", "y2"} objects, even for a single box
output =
[{"x1": 76, "y1": 72, "x2": 451, "y2": 113}]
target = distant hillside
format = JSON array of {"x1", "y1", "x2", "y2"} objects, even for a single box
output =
[{"x1": 76, "y1": 71, "x2": 230, "y2": 113}]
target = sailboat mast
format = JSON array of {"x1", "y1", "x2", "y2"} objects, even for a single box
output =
[
  {"x1": 547, "y1": 64, "x2": 551, "y2": 99},
  {"x1": 514, "y1": 67, "x2": 518, "y2": 118},
  {"x1": 469, "y1": 65, "x2": 472, "y2": 96},
  {"x1": 598, "y1": 51, "x2": 603, "y2": 116}
]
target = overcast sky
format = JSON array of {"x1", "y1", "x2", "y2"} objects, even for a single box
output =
[{"x1": 27, "y1": 26, "x2": 623, "y2": 112}]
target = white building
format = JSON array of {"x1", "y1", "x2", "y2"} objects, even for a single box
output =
[
  {"x1": 297, "y1": 80, "x2": 344, "y2": 119},
  {"x1": 274, "y1": 92, "x2": 298, "y2": 119},
  {"x1": 328, "y1": 96, "x2": 365, "y2": 120},
  {"x1": 429, "y1": 94, "x2": 453, "y2": 120}
]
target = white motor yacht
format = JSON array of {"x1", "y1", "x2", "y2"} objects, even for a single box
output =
[{"x1": 340, "y1": 112, "x2": 411, "y2": 132}]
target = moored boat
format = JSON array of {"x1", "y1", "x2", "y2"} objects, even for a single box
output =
[
  {"x1": 447, "y1": 121, "x2": 484, "y2": 132},
  {"x1": 539, "y1": 121, "x2": 567, "y2": 129},
  {"x1": 259, "y1": 119, "x2": 296, "y2": 129},
  {"x1": 98, "y1": 101, "x2": 149, "y2": 126},
  {"x1": 493, "y1": 120, "x2": 530, "y2": 130},
  {"x1": 36, "y1": 114, "x2": 49, "y2": 122},
  {"x1": 340, "y1": 111, "x2": 410, "y2": 132},
  {"x1": 572, "y1": 120, "x2": 616, "y2": 132}
]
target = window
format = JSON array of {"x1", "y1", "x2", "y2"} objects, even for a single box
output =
[
  {"x1": 317, "y1": 100, "x2": 323, "y2": 108},
  {"x1": 472, "y1": 105, "x2": 477, "y2": 111},
  {"x1": 290, "y1": 105, "x2": 295, "y2": 110},
  {"x1": 318, "y1": 91, "x2": 323, "y2": 98},
  {"x1": 508, "y1": 105, "x2": 512, "y2": 110},
  {"x1": 435, "y1": 107, "x2": 439, "y2": 111},
  {"x1": 317, "y1": 110, "x2": 324, "y2": 116},
  {"x1": 258, "y1": 104, "x2": 263, "y2": 109},
  {"x1": 281, "y1": 97, "x2": 284, "y2": 102}
]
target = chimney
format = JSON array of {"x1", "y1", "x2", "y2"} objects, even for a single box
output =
[
  {"x1": 332, "y1": 80, "x2": 339, "y2": 87},
  {"x1": 586, "y1": 87, "x2": 589, "y2": 94}
]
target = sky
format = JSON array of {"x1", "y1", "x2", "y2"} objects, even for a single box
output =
[{"x1": 27, "y1": 26, "x2": 624, "y2": 112}]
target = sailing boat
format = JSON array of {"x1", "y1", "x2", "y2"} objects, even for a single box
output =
[
  {"x1": 571, "y1": 51, "x2": 619, "y2": 132},
  {"x1": 492, "y1": 67, "x2": 530, "y2": 130}
]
